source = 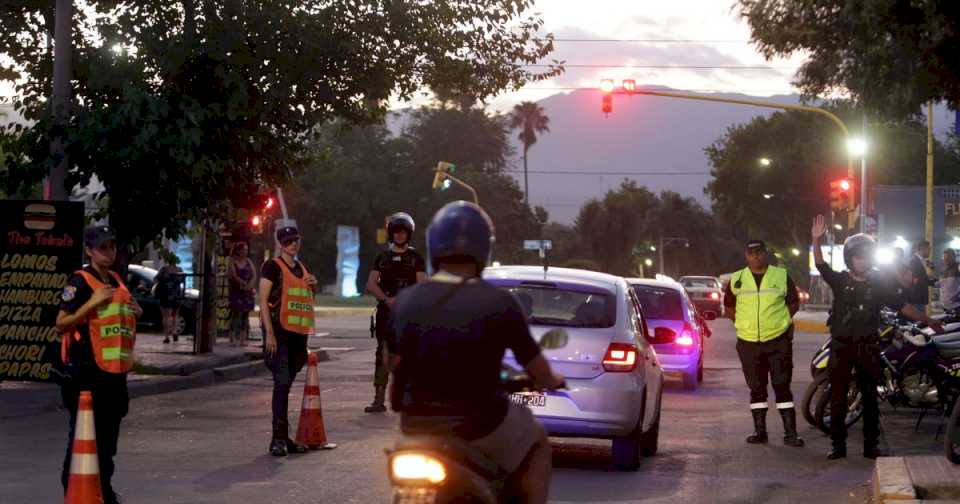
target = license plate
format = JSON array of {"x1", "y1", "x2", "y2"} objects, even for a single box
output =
[
  {"x1": 394, "y1": 487, "x2": 437, "y2": 504},
  {"x1": 510, "y1": 392, "x2": 546, "y2": 408}
]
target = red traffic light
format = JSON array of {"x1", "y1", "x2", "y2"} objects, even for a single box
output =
[
  {"x1": 251, "y1": 215, "x2": 262, "y2": 226},
  {"x1": 265, "y1": 196, "x2": 275, "y2": 210},
  {"x1": 838, "y1": 179, "x2": 851, "y2": 191}
]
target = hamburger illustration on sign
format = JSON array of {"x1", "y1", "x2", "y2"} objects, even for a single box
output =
[{"x1": 23, "y1": 203, "x2": 56, "y2": 230}]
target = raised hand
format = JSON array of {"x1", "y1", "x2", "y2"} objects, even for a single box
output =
[{"x1": 811, "y1": 214, "x2": 826, "y2": 241}]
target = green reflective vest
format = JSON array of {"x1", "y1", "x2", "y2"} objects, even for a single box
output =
[{"x1": 731, "y1": 266, "x2": 792, "y2": 342}]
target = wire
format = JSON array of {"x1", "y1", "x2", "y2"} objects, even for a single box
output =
[
  {"x1": 538, "y1": 38, "x2": 753, "y2": 44},
  {"x1": 505, "y1": 85, "x2": 800, "y2": 93},
  {"x1": 522, "y1": 63, "x2": 796, "y2": 70}
]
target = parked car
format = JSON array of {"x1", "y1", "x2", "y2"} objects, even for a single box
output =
[
  {"x1": 628, "y1": 278, "x2": 709, "y2": 391},
  {"x1": 126, "y1": 265, "x2": 199, "y2": 335},
  {"x1": 484, "y1": 265, "x2": 666, "y2": 470},
  {"x1": 678, "y1": 275, "x2": 724, "y2": 318}
]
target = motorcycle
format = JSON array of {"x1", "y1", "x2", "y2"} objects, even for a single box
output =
[
  {"x1": 385, "y1": 330, "x2": 568, "y2": 504},
  {"x1": 815, "y1": 321, "x2": 960, "y2": 436}
]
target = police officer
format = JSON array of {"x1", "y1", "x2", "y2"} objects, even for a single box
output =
[
  {"x1": 56, "y1": 225, "x2": 143, "y2": 504},
  {"x1": 723, "y1": 239, "x2": 804, "y2": 447},
  {"x1": 259, "y1": 225, "x2": 316, "y2": 456},
  {"x1": 364, "y1": 212, "x2": 426, "y2": 413},
  {"x1": 390, "y1": 201, "x2": 565, "y2": 504},
  {"x1": 811, "y1": 215, "x2": 942, "y2": 459}
]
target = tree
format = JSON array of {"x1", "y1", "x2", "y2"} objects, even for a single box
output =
[
  {"x1": 737, "y1": 0, "x2": 960, "y2": 117},
  {"x1": 509, "y1": 101, "x2": 550, "y2": 207},
  {"x1": 704, "y1": 108, "x2": 960, "y2": 285},
  {"x1": 0, "y1": 1, "x2": 559, "y2": 256}
]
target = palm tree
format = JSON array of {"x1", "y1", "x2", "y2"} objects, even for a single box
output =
[{"x1": 509, "y1": 101, "x2": 550, "y2": 207}]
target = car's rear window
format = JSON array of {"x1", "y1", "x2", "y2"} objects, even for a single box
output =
[
  {"x1": 633, "y1": 286, "x2": 684, "y2": 321},
  {"x1": 502, "y1": 286, "x2": 616, "y2": 329},
  {"x1": 680, "y1": 278, "x2": 718, "y2": 289}
]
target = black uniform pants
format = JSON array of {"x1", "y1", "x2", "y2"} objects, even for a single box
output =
[
  {"x1": 374, "y1": 305, "x2": 394, "y2": 387},
  {"x1": 828, "y1": 340, "x2": 881, "y2": 448},
  {"x1": 736, "y1": 329, "x2": 794, "y2": 409},
  {"x1": 264, "y1": 333, "x2": 307, "y2": 440},
  {"x1": 60, "y1": 375, "x2": 129, "y2": 503}
]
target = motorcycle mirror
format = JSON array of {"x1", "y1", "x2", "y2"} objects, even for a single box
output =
[{"x1": 539, "y1": 329, "x2": 569, "y2": 350}]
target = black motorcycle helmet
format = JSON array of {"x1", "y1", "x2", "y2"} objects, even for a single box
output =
[
  {"x1": 843, "y1": 233, "x2": 876, "y2": 271},
  {"x1": 386, "y1": 212, "x2": 415, "y2": 244},
  {"x1": 426, "y1": 201, "x2": 495, "y2": 275}
]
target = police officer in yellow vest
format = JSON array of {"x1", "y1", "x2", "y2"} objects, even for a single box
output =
[
  {"x1": 723, "y1": 239, "x2": 803, "y2": 447},
  {"x1": 56, "y1": 225, "x2": 143, "y2": 504},
  {"x1": 259, "y1": 225, "x2": 317, "y2": 456}
]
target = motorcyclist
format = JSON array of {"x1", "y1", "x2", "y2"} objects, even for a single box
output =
[
  {"x1": 364, "y1": 212, "x2": 426, "y2": 413},
  {"x1": 389, "y1": 201, "x2": 565, "y2": 504},
  {"x1": 811, "y1": 215, "x2": 943, "y2": 460}
]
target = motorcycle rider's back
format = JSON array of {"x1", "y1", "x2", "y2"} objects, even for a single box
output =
[{"x1": 391, "y1": 274, "x2": 551, "y2": 502}]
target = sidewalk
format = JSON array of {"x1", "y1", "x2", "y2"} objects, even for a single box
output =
[
  {"x1": 873, "y1": 456, "x2": 960, "y2": 503},
  {"x1": 794, "y1": 310, "x2": 829, "y2": 334}
]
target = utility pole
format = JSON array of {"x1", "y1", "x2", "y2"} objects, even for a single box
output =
[
  {"x1": 659, "y1": 236, "x2": 690, "y2": 276},
  {"x1": 860, "y1": 113, "x2": 868, "y2": 232},
  {"x1": 47, "y1": 0, "x2": 73, "y2": 201},
  {"x1": 925, "y1": 101, "x2": 935, "y2": 315}
]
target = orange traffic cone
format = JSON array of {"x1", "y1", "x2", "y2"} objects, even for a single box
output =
[
  {"x1": 65, "y1": 391, "x2": 104, "y2": 504},
  {"x1": 295, "y1": 351, "x2": 337, "y2": 450}
]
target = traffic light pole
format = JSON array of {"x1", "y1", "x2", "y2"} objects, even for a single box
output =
[{"x1": 603, "y1": 87, "x2": 857, "y2": 222}]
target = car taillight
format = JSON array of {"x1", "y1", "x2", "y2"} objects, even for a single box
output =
[
  {"x1": 602, "y1": 343, "x2": 638, "y2": 372},
  {"x1": 676, "y1": 323, "x2": 695, "y2": 346},
  {"x1": 709, "y1": 292, "x2": 720, "y2": 300}
]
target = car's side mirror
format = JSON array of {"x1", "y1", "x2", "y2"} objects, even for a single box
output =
[
  {"x1": 539, "y1": 329, "x2": 569, "y2": 350},
  {"x1": 649, "y1": 327, "x2": 676, "y2": 345}
]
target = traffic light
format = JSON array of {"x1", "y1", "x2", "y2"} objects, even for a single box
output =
[
  {"x1": 600, "y1": 79, "x2": 614, "y2": 114},
  {"x1": 250, "y1": 214, "x2": 264, "y2": 234},
  {"x1": 432, "y1": 161, "x2": 456, "y2": 190},
  {"x1": 829, "y1": 178, "x2": 854, "y2": 211}
]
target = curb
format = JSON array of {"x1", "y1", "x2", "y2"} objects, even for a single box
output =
[
  {"x1": 128, "y1": 349, "x2": 332, "y2": 399},
  {"x1": 794, "y1": 319, "x2": 828, "y2": 334},
  {"x1": 873, "y1": 457, "x2": 918, "y2": 503}
]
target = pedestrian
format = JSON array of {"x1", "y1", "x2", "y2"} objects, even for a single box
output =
[
  {"x1": 908, "y1": 240, "x2": 935, "y2": 311},
  {"x1": 363, "y1": 212, "x2": 426, "y2": 413},
  {"x1": 723, "y1": 239, "x2": 804, "y2": 447},
  {"x1": 940, "y1": 248, "x2": 960, "y2": 313},
  {"x1": 228, "y1": 242, "x2": 256, "y2": 347},
  {"x1": 258, "y1": 225, "x2": 316, "y2": 456},
  {"x1": 811, "y1": 215, "x2": 943, "y2": 459},
  {"x1": 56, "y1": 225, "x2": 143, "y2": 504},
  {"x1": 155, "y1": 258, "x2": 182, "y2": 344}
]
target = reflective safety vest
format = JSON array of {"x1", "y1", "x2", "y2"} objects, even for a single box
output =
[
  {"x1": 270, "y1": 258, "x2": 315, "y2": 335},
  {"x1": 730, "y1": 266, "x2": 792, "y2": 343},
  {"x1": 61, "y1": 270, "x2": 137, "y2": 374}
]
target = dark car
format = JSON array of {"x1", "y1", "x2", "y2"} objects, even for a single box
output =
[
  {"x1": 678, "y1": 276, "x2": 724, "y2": 319},
  {"x1": 125, "y1": 264, "x2": 199, "y2": 335}
]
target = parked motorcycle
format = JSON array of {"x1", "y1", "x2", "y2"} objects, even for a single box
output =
[{"x1": 385, "y1": 330, "x2": 568, "y2": 504}]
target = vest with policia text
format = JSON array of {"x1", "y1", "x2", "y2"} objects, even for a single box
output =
[
  {"x1": 60, "y1": 270, "x2": 137, "y2": 373},
  {"x1": 730, "y1": 265, "x2": 792, "y2": 343},
  {"x1": 270, "y1": 258, "x2": 315, "y2": 335}
]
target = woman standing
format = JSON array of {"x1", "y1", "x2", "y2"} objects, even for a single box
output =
[
  {"x1": 156, "y1": 259, "x2": 183, "y2": 344},
  {"x1": 228, "y1": 242, "x2": 257, "y2": 347}
]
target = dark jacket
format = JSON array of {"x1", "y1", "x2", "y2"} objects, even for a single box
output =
[{"x1": 908, "y1": 254, "x2": 933, "y2": 305}]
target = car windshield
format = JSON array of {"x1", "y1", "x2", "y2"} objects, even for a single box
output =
[
  {"x1": 501, "y1": 286, "x2": 616, "y2": 329},
  {"x1": 680, "y1": 278, "x2": 718, "y2": 289},
  {"x1": 633, "y1": 286, "x2": 684, "y2": 321}
]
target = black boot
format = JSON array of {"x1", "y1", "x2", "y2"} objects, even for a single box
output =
[
  {"x1": 270, "y1": 438, "x2": 288, "y2": 457},
  {"x1": 286, "y1": 438, "x2": 309, "y2": 454},
  {"x1": 364, "y1": 385, "x2": 387, "y2": 413},
  {"x1": 827, "y1": 444, "x2": 847, "y2": 460},
  {"x1": 863, "y1": 441, "x2": 888, "y2": 459},
  {"x1": 746, "y1": 409, "x2": 768, "y2": 444},
  {"x1": 779, "y1": 408, "x2": 805, "y2": 447}
]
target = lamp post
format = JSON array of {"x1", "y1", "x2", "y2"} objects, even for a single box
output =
[{"x1": 659, "y1": 236, "x2": 690, "y2": 276}]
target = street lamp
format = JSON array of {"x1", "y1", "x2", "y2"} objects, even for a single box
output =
[
  {"x1": 758, "y1": 157, "x2": 772, "y2": 167},
  {"x1": 649, "y1": 246, "x2": 656, "y2": 252},
  {"x1": 791, "y1": 248, "x2": 801, "y2": 256},
  {"x1": 659, "y1": 236, "x2": 690, "y2": 275},
  {"x1": 833, "y1": 224, "x2": 843, "y2": 231},
  {"x1": 644, "y1": 258, "x2": 653, "y2": 267},
  {"x1": 846, "y1": 137, "x2": 867, "y2": 157},
  {"x1": 950, "y1": 237, "x2": 960, "y2": 250},
  {"x1": 763, "y1": 193, "x2": 774, "y2": 200}
]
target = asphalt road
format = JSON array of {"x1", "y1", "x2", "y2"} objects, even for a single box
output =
[{"x1": 0, "y1": 315, "x2": 950, "y2": 503}]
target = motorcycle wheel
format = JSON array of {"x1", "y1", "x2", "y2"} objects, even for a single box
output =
[
  {"x1": 801, "y1": 372, "x2": 828, "y2": 428},
  {"x1": 946, "y1": 397, "x2": 960, "y2": 464},
  {"x1": 814, "y1": 379, "x2": 864, "y2": 435}
]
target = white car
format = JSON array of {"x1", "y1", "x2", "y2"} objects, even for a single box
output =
[{"x1": 483, "y1": 266, "x2": 668, "y2": 470}]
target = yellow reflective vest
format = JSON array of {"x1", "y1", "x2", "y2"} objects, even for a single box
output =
[{"x1": 731, "y1": 266, "x2": 792, "y2": 342}]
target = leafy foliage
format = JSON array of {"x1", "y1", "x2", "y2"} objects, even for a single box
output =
[
  {"x1": 0, "y1": 0, "x2": 558, "y2": 255},
  {"x1": 737, "y1": 0, "x2": 960, "y2": 117}
]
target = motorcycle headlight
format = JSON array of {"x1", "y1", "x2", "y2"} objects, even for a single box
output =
[{"x1": 391, "y1": 453, "x2": 447, "y2": 484}]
